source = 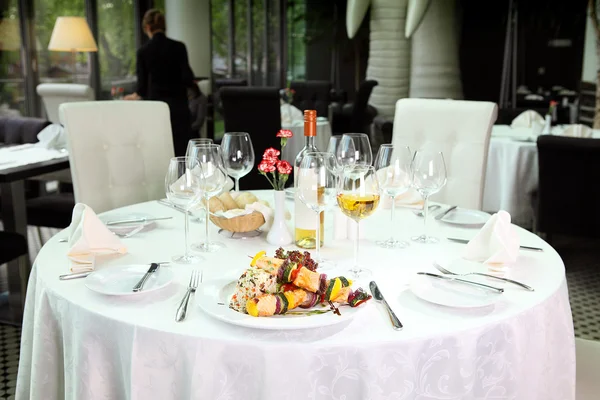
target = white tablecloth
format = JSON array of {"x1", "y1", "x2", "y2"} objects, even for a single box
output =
[
  {"x1": 281, "y1": 119, "x2": 332, "y2": 163},
  {"x1": 17, "y1": 192, "x2": 575, "y2": 400},
  {"x1": 0, "y1": 144, "x2": 68, "y2": 171},
  {"x1": 483, "y1": 125, "x2": 600, "y2": 226}
]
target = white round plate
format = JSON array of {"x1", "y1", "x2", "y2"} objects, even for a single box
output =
[
  {"x1": 197, "y1": 278, "x2": 367, "y2": 330},
  {"x1": 441, "y1": 208, "x2": 491, "y2": 227},
  {"x1": 85, "y1": 264, "x2": 174, "y2": 296},
  {"x1": 410, "y1": 273, "x2": 502, "y2": 308},
  {"x1": 99, "y1": 212, "x2": 156, "y2": 234}
]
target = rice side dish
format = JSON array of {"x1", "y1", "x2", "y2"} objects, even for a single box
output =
[{"x1": 229, "y1": 267, "x2": 278, "y2": 313}]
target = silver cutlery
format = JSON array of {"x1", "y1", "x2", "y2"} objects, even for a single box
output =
[
  {"x1": 414, "y1": 204, "x2": 441, "y2": 217},
  {"x1": 132, "y1": 263, "x2": 161, "y2": 292},
  {"x1": 369, "y1": 281, "x2": 403, "y2": 331},
  {"x1": 417, "y1": 272, "x2": 504, "y2": 293},
  {"x1": 446, "y1": 237, "x2": 543, "y2": 252},
  {"x1": 57, "y1": 225, "x2": 145, "y2": 242},
  {"x1": 106, "y1": 216, "x2": 172, "y2": 226},
  {"x1": 435, "y1": 205, "x2": 457, "y2": 220},
  {"x1": 176, "y1": 270, "x2": 202, "y2": 322},
  {"x1": 157, "y1": 199, "x2": 204, "y2": 222},
  {"x1": 433, "y1": 262, "x2": 534, "y2": 291},
  {"x1": 59, "y1": 271, "x2": 92, "y2": 280}
]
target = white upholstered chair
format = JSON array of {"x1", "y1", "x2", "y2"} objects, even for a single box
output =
[
  {"x1": 576, "y1": 338, "x2": 600, "y2": 400},
  {"x1": 391, "y1": 98, "x2": 497, "y2": 210},
  {"x1": 37, "y1": 83, "x2": 95, "y2": 124},
  {"x1": 59, "y1": 101, "x2": 174, "y2": 213}
]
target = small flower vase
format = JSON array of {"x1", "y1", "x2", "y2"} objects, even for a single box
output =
[{"x1": 266, "y1": 190, "x2": 293, "y2": 246}]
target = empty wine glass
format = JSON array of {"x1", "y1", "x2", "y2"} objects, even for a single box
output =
[
  {"x1": 375, "y1": 144, "x2": 412, "y2": 249},
  {"x1": 336, "y1": 133, "x2": 373, "y2": 167},
  {"x1": 165, "y1": 157, "x2": 204, "y2": 264},
  {"x1": 297, "y1": 152, "x2": 338, "y2": 270},
  {"x1": 186, "y1": 138, "x2": 213, "y2": 157},
  {"x1": 188, "y1": 143, "x2": 229, "y2": 253},
  {"x1": 221, "y1": 132, "x2": 255, "y2": 192},
  {"x1": 337, "y1": 165, "x2": 380, "y2": 278},
  {"x1": 411, "y1": 150, "x2": 447, "y2": 244}
]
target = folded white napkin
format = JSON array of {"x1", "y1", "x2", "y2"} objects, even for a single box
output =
[
  {"x1": 381, "y1": 188, "x2": 423, "y2": 209},
  {"x1": 510, "y1": 110, "x2": 544, "y2": 129},
  {"x1": 35, "y1": 124, "x2": 66, "y2": 150},
  {"x1": 561, "y1": 124, "x2": 593, "y2": 138},
  {"x1": 463, "y1": 210, "x2": 520, "y2": 265},
  {"x1": 245, "y1": 201, "x2": 275, "y2": 231},
  {"x1": 280, "y1": 104, "x2": 303, "y2": 125},
  {"x1": 67, "y1": 204, "x2": 127, "y2": 272}
]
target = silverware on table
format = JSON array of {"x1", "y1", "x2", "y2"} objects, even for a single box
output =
[
  {"x1": 417, "y1": 272, "x2": 504, "y2": 293},
  {"x1": 433, "y1": 262, "x2": 534, "y2": 291},
  {"x1": 369, "y1": 281, "x2": 403, "y2": 331},
  {"x1": 413, "y1": 204, "x2": 441, "y2": 217},
  {"x1": 106, "y1": 216, "x2": 173, "y2": 226},
  {"x1": 446, "y1": 237, "x2": 544, "y2": 252},
  {"x1": 176, "y1": 270, "x2": 201, "y2": 322},
  {"x1": 435, "y1": 205, "x2": 457, "y2": 220},
  {"x1": 157, "y1": 199, "x2": 204, "y2": 222},
  {"x1": 59, "y1": 271, "x2": 92, "y2": 280},
  {"x1": 132, "y1": 263, "x2": 161, "y2": 292},
  {"x1": 114, "y1": 224, "x2": 146, "y2": 238}
]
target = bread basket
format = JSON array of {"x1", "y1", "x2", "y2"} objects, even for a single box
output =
[{"x1": 210, "y1": 211, "x2": 265, "y2": 233}]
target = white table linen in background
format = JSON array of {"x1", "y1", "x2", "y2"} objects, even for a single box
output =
[
  {"x1": 0, "y1": 144, "x2": 68, "y2": 171},
  {"x1": 17, "y1": 192, "x2": 575, "y2": 400},
  {"x1": 280, "y1": 119, "x2": 332, "y2": 163}
]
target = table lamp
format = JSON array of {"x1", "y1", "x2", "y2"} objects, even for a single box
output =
[{"x1": 48, "y1": 16, "x2": 98, "y2": 81}]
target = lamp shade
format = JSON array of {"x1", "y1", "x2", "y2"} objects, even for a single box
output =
[{"x1": 48, "y1": 17, "x2": 98, "y2": 52}]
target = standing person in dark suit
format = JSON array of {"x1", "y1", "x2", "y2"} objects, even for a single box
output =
[{"x1": 124, "y1": 9, "x2": 195, "y2": 156}]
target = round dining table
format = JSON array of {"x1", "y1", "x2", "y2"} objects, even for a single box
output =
[{"x1": 16, "y1": 191, "x2": 575, "y2": 400}]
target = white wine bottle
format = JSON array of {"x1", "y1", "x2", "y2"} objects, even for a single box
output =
[{"x1": 294, "y1": 109, "x2": 324, "y2": 248}]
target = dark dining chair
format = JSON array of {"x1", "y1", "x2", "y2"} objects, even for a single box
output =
[
  {"x1": 289, "y1": 80, "x2": 332, "y2": 117},
  {"x1": 536, "y1": 135, "x2": 600, "y2": 241},
  {"x1": 219, "y1": 87, "x2": 281, "y2": 190},
  {"x1": 331, "y1": 80, "x2": 378, "y2": 134}
]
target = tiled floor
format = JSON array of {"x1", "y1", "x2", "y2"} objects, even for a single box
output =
[{"x1": 0, "y1": 237, "x2": 598, "y2": 396}]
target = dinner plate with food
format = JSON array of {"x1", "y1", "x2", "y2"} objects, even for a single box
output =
[{"x1": 197, "y1": 249, "x2": 372, "y2": 330}]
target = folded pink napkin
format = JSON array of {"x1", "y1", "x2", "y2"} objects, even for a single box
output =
[
  {"x1": 67, "y1": 203, "x2": 127, "y2": 272},
  {"x1": 463, "y1": 210, "x2": 519, "y2": 265}
]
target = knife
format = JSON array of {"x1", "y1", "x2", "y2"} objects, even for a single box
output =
[
  {"x1": 435, "y1": 205, "x2": 457, "y2": 220},
  {"x1": 446, "y1": 237, "x2": 543, "y2": 252},
  {"x1": 369, "y1": 281, "x2": 403, "y2": 331},
  {"x1": 132, "y1": 263, "x2": 160, "y2": 292},
  {"x1": 106, "y1": 216, "x2": 172, "y2": 226},
  {"x1": 59, "y1": 271, "x2": 92, "y2": 280},
  {"x1": 417, "y1": 272, "x2": 504, "y2": 293}
]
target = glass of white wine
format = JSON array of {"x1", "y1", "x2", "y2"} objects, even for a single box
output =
[
  {"x1": 298, "y1": 152, "x2": 338, "y2": 270},
  {"x1": 337, "y1": 165, "x2": 381, "y2": 278}
]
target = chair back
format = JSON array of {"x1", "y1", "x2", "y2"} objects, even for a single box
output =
[
  {"x1": 220, "y1": 87, "x2": 281, "y2": 190},
  {"x1": 391, "y1": 98, "x2": 497, "y2": 210},
  {"x1": 537, "y1": 135, "x2": 600, "y2": 237},
  {"x1": 290, "y1": 80, "x2": 332, "y2": 117},
  {"x1": 59, "y1": 101, "x2": 174, "y2": 213},
  {"x1": 0, "y1": 117, "x2": 50, "y2": 144},
  {"x1": 37, "y1": 83, "x2": 94, "y2": 124},
  {"x1": 350, "y1": 80, "x2": 378, "y2": 128}
]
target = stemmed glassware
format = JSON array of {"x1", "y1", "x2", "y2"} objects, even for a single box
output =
[
  {"x1": 411, "y1": 150, "x2": 447, "y2": 244},
  {"x1": 188, "y1": 143, "x2": 229, "y2": 253},
  {"x1": 165, "y1": 157, "x2": 204, "y2": 264},
  {"x1": 337, "y1": 165, "x2": 380, "y2": 278},
  {"x1": 221, "y1": 132, "x2": 255, "y2": 192},
  {"x1": 374, "y1": 144, "x2": 413, "y2": 249},
  {"x1": 186, "y1": 138, "x2": 213, "y2": 157},
  {"x1": 336, "y1": 133, "x2": 373, "y2": 167},
  {"x1": 297, "y1": 152, "x2": 338, "y2": 270}
]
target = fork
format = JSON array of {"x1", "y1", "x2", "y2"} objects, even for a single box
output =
[
  {"x1": 176, "y1": 270, "x2": 202, "y2": 322},
  {"x1": 433, "y1": 262, "x2": 534, "y2": 291},
  {"x1": 114, "y1": 224, "x2": 145, "y2": 238}
]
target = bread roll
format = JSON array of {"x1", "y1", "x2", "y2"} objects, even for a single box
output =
[
  {"x1": 218, "y1": 191, "x2": 239, "y2": 210},
  {"x1": 235, "y1": 192, "x2": 259, "y2": 208},
  {"x1": 208, "y1": 197, "x2": 226, "y2": 213}
]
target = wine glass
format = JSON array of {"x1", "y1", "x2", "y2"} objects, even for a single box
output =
[
  {"x1": 221, "y1": 132, "x2": 255, "y2": 192},
  {"x1": 374, "y1": 144, "x2": 413, "y2": 249},
  {"x1": 165, "y1": 157, "x2": 204, "y2": 264},
  {"x1": 327, "y1": 136, "x2": 340, "y2": 155},
  {"x1": 188, "y1": 143, "x2": 229, "y2": 253},
  {"x1": 336, "y1": 133, "x2": 373, "y2": 167},
  {"x1": 411, "y1": 150, "x2": 447, "y2": 244},
  {"x1": 337, "y1": 165, "x2": 381, "y2": 278},
  {"x1": 297, "y1": 152, "x2": 338, "y2": 269},
  {"x1": 186, "y1": 138, "x2": 213, "y2": 158}
]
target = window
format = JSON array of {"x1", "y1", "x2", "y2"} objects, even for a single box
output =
[
  {"x1": 0, "y1": 0, "x2": 25, "y2": 116},
  {"x1": 211, "y1": 0, "x2": 229, "y2": 80},
  {"x1": 287, "y1": 0, "x2": 306, "y2": 81},
  {"x1": 97, "y1": 0, "x2": 136, "y2": 99},
  {"x1": 34, "y1": 0, "x2": 88, "y2": 84}
]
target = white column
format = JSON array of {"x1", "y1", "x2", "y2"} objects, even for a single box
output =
[{"x1": 165, "y1": 0, "x2": 211, "y2": 78}]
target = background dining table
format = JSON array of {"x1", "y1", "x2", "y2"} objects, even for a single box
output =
[
  {"x1": 280, "y1": 118, "x2": 332, "y2": 164},
  {"x1": 16, "y1": 191, "x2": 575, "y2": 400}
]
